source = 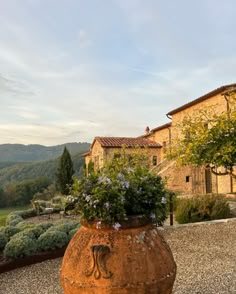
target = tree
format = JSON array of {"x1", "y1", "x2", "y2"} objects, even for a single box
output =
[
  {"x1": 167, "y1": 91, "x2": 236, "y2": 178},
  {"x1": 56, "y1": 147, "x2": 75, "y2": 195}
]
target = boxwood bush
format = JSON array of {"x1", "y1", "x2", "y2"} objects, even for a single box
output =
[
  {"x1": 16, "y1": 221, "x2": 35, "y2": 230},
  {"x1": 175, "y1": 194, "x2": 231, "y2": 224},
  {"x1": 68, "y1": 228, "x2": 78, "y2": 240},
  {"x1": 38, "y1": 230, "x2": 69, "y2": 251},
  {"x1": 4, "y1": 235, "x2": 38, "y2": 259},
  {"x1": 2, "y1": 226, "x2": 21, "y2": 241},
  {"x1": 0, "y1": 232, "x2": 7, "y2": 250},
  {"x1": 14, "y1": 208, "x2": 37, "y2": 219},
  {"x1": 10, "y1": 230, "x2": 36, "y2": 241},
  {"x1": 47, "y1": 221, "x2": 79, "y2": 234},
  {"x1": 5, "y1": 214, "x2": 23, "y2": 226}
]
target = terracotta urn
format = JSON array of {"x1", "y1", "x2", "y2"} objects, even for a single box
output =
[{"x1": 60, "y1": 217, "x2": 176, "y2": 293}]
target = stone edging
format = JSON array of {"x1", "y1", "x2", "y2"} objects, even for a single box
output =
[
  {"x1": 163, "y1": 217, "x2": 236, "y2": 230},
  {"x1": 0, "y1": 247, "x2": 66, "y2": 274}
]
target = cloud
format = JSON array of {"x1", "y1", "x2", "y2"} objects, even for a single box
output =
[
  {"x1": 78, "y1": 29, "x2": 92, "y2": 48},
  {"x1": 0, "y1": 1, "x2": 235, "y2": 145}
]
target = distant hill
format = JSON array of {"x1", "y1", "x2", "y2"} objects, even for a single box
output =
[
  {"x1": 0, "y1": 142, "x2": 91, "y2": 187},
  {"x1": 0, "y1": 142, "x2": 90, "y2": 162}
]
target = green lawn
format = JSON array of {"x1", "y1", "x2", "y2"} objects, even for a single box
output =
[{"x1": 0, "y1": 205, "x2": 30, "y2": 227}]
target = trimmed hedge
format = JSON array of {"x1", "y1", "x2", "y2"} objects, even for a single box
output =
[
  {"x1": 5, "y1": 214, "x2": 23, "y2": 226},
  {"x1": 4, "y1": 235, "x2": 38, "y2": 259},
  {"x1": 38, "y1": 230, "x2": 69, "y2": 251},
  {"x1": 2, "y1": 226, "x2": 21, "y2": 241},
  {"x1": 0, "y1": 232, "x2": 7, "y2": 250},
  {"x1": 0, "y1": 206, "x2": 80, "y2": 260},
  {"x1": 175, "y1": 194, "x2": 231, "y2": 224},
  {"x1": 68, "y1": 228, "x2": 78, "y2": 240}
]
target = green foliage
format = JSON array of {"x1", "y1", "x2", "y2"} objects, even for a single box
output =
[
  {"x1": 68, "y1": 228, "x2": 79, "y2": 239},
  {"x1": 37, "y1": 222, "x2": 54, "y2": 232},
  {"x1": 3, "y1": 235, "x2": 38, "y2": 259},
  {"x1": 2, "y1": 226, "x2": 21, "y2": 241},
  {"x1": 3, "y1": 177, "x2": 52, "y2": 207},
  {"x1": 56, "y1": 147, "x2": 75, "y2": 195},
  {"x1": 14, "y1": 208, "x2": 37, "y2": 218},
  {"x1": 175, "y1": 194, "x2": 231, "y2": 224},
  {"x1": 0, "y1": 232, "x2": 7, "y2": 250},
  {"x1": 167, "y1": 92, "x2": 236, "y2": 177},
  {"x1": 32, "y1": 184, "x2": 57, "y2": 201},
  {"x1": 73, "y1": 150, "x2": 169, "y2": 225},
  {"x1": 0, "y1": 216, "x2": 6, "y2": 227},
  {"x1": 38, "y1": 230, "x2": 69, "y2": 251},
  {"x1": 16, "y1": 221, "x2": 35, "y2": 230},
  {"x1": 47, "y1": 221, "x2": 80, "y2": 234},
  {"x1": 5, "y1": 214, "x2": 24, "y2": 226}
]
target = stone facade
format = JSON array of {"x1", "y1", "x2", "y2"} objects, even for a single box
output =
[
  {"x1": 84, "y1": 84, "x2": 236, "y2": 194},
  {"x1": 84, "y1": 137, "x2": 162, "y2": 175},
  {"x1": 146, "y1": 84, "x2": 236, "y2": 194}
]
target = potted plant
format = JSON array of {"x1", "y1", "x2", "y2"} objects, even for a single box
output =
[{"x1": 60, "y1": 152, "x2": 176, "y2": 293}]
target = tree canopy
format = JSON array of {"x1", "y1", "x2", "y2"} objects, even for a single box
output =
[
  {"x1": 167, "y1": 91, "x2": 236, "y2": 178},
  {"x1": 56, "y1": 147, "x2": 75, "y2": 195}
]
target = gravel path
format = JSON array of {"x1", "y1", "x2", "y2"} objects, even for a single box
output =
[{"x1": 0, "y1": 219, "x2": 235, "y2": 294}]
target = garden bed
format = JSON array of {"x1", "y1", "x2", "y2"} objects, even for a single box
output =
[{"x1": 0, "y1": 247, "x2": 66, "y2": 274}]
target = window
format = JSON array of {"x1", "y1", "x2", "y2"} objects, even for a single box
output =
[
  {"x1": 162, "y1": 141, "x2": 167, "y2": 149},
  {"x1": 152, "y1": 155, "x2": 157, "y2": 166},
  {"x1": 186, "y1": 176, "x2": 190, "y2": 183}
]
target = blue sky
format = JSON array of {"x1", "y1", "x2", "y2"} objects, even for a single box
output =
[{"x1": 0, "y1": 0, "x2": 235, "y2": 146}]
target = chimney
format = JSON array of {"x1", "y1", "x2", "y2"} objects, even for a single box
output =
[{"x1": 145, "y1": 126, "x2": 150, "y2": 135}]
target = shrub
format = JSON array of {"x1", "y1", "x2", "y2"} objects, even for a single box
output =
[
  {"x1": 16, "y1": 221, "x2": 35, "y2": 230},
  {"x1": 48, "y1": 221, "x2": 80, "y2": 234},
  {"x1": 0, "y1": 232, "x2": 7, "y2": 250},
  {"x1": 175, "y1": 194, "x2": 231, "y2": 224},
  {"x1": 5, "y1": 214, "x2": 23, "y2": 226},
  {"x1": 68, "y1": 228, "x2": 78, "y2": 240},
  {"x1": 15, "y1": 208, "x2": 37, "y2": 219},
  {"x1": 10, "y1": 230, "x2": 36, "y2": 241},
  {"x1": 3, "y1": 226, "x2": 21, "y2": 240},
  {"x1": 72, "y1": 150, "x2": 169, "y2": 225},
  {"x1": 37, "y1": 222, "x2": 53, "y2": 232},
  {"x1": 4, "y1": 235, "x2": 38, "y2": 259},
  {"x1": 38, "y1": 230, "x2": 69, "y2": 251}
]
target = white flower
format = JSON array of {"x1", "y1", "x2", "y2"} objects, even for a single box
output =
[
  {"x1": 104, "y1": 202, "x2": 110, "y2": 209},
  {"x1": 96, "y1": 221, "x2": 101, "y2": 229},
  {"x1": 85, "y1": 194, "x2": 91, "y2": 202},
  {"x1": 150, "y1": 213, "x2": 156, "y2": 219},
  {"x1": 113, "y1": 222, "x2": 121, "y2": 231},
  {"x1": 161, "y1": 196, "x2": 167, "y2": 204},
  {"x1": 117, "y1": 172, "x2": 125, "y2": 181},
  {"x1": 98, "y1": 175, "x2": 112, "y2": 185}
]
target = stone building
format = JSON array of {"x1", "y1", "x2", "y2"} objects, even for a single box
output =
[
  {"x1": 145, "y1": 83, "x2": 236, "y2": 194},
  {"x1": 84, "y1": 83, "x2": 236, "y2": 194},
  {"x1": 83, "y1": 136, "x2": 162, "y2": 175}
]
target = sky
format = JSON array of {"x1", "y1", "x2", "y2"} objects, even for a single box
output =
[{"x1": 0, "y1": 0, "x2": 235, "y2": 146}]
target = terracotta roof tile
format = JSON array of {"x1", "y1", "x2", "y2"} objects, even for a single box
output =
[
  {"x1": 167, "y1": 83, "x2": 236, "y2": 116},
  {"x1": 95, "y1": 137, "x2": 161, "y2": 148}
]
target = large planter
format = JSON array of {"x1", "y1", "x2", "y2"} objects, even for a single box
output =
[{"x1": 60, "y1": 217, "x2": 176, "y2": 293}]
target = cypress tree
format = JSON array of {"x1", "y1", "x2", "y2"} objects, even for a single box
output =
[{"x1": 56, "y1": 147, "x2": 75, "y2": 195}]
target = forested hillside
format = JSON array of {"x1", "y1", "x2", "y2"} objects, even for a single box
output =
[
  {"x1": 0, "y1": 142, "x2": 90, "y2": 162},
  {"x1": 0, "y1": 142, "x2": 91, "y2": 188}
]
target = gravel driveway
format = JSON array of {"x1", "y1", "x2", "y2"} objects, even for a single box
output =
[{"x1": 0, "y1": 219, "x2": 235, "y2": 294}]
